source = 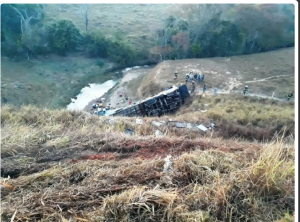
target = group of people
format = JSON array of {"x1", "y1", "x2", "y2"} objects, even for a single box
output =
[
  {"x1": 174, "y1": 70, "x2": 218, "y2": 95},
  {"x1": 183, "y1": 71, "x2": 205, "y2": 84},
  {"x1": 92, "y1": 99, "x2": 111, "y2": 116}
]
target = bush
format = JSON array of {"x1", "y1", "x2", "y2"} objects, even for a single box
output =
[
  {"x1": 83, "y1": 31, "x2": 109, "y2": 58},
  {"x1": 106, "y1": 39, "x2": 139, "y2": 66},
  {"x1": 96, "y1": 59, "x2": 105, "y2": 67},
  {"x1": 48, "y1": 20, "x2": 81, "y2": 55}
]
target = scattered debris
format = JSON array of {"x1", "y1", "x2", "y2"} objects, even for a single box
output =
[
  {"x1": 197, "y1": 124, "x2": 208, "y2": 132},
  {"x1": 155, "y1": 130, "x2": 164, "y2": 137},
  {"x1": 125, "y1": 129, "x2": 134, "y2": 135},
  {"x1": 176, "y1": 122, "x2": 186, "y2": 128},
  {"x1": 152, "y1": 121, "x2": 162, "y2": 127},
  {"x1": 201, "y1": 110, "x2": 207, "y2": 113},
  {"x1": 136, "y1": 118, "x2": 143, "y2": 125},
  {"x1": 186, "y1": 123, "x2": 197, "y2": 129},
  {"x1": 163, "y1": 155, "x2": 172, "y2": 173},
  {"x1": 152, "y1": 121, "x2": 166, "y2": 127}
]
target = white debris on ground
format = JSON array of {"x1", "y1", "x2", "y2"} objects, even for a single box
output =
[
  {"x1": 163, "y1": 155, "x2": 173, "y2": 173},
  {"x1": 197, "y1": 124, "x2": 208, "y2": 131},
  {"x1": 176, "y1": 122, "x2": 186, "y2": 128},
  {"x1": 152, "y1": 121, "x2": 166, "y2": 127},
  {"x1": 155, "y1": 130, "x2": 164, "y2": 137},
  {"x1": 136, "y1": 118, "x2": 143, "y2": 125}
]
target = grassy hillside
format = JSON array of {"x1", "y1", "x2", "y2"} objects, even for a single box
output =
[
  {"x1": 1, "y1": 54, "x2": 116, "y2": 108},
  {"x1": 43, "y1": 4, "x2": 176, "y2": 49},
  {"x1": 138, "y1": 47, "x2": 295, "y2": 100},
  {"x1": 0, "y1": 97, "x2": 295, "y2": 221}
]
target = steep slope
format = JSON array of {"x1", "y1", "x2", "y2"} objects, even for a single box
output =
[{"x1": 0, "y1": 101, "x2": 295, "y2": 221}]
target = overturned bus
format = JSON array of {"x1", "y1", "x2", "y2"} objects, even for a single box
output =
[{"x1": 106, "y1": 85, "x2": 190, "y2": 117}]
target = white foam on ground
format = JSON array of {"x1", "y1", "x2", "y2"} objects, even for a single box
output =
[{"x1": 67, "y1": 80, "x2": 117, "y2": 111}]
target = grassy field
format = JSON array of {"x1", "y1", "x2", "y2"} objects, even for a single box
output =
[
  {"x1": 1, "y1": 54, "x2": 116, "y2": 109},
  {"x1": 0, "y1": 98, "x2": 295, "y2": 221},
  {"x1": 43, "y1": 4, "x2": 177, "y2": 49}
]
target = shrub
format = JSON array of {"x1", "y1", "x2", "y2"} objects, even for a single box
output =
[
  {"x1": 96, "y1": 59, "x2": 105, "y2": 67},
  {"x1": 48, "y1": 20, "x2": 81, "y2": 55}
]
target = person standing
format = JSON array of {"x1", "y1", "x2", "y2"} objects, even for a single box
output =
[
  {"x1": 193, "y1": 72, "x2": 198, "y2": 81},
  {"x1": 203, "y1": 84, "x2": 207, "y2": 93},
  {"x1": 243, "y1": 85, "x2": 248, "y2": 95},
  {"x1": 287, "y1": 91, "x2": 293, "y2": 101},
  {"x1": 185, "y1": 73, "x2": 189, "y2": 84},
  {"x1": 189, "y1": 71, "x2": 193, "y2": 81},
  {"x1": 174, "y1": 71, "x2": 178, "y2": 80},
  {"x1": 202, "y1": 74, "x2": 205, "y2": 82},
  {"x1": 213, "y1": 87, "x2": 218, "y2": 95},
  {"x1": 198, "y1": 72, "x2": 202, "y2": 83},
  {"x1": 191, "y1": 81, "x2": 195, "y2": 93}
]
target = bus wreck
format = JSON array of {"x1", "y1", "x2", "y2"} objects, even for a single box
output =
[{"x1": 106, "y1": 85, "x2": 190, "y2": 117}]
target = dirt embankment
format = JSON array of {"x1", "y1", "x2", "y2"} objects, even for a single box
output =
[
  {"x1": 138, "y1": 47, "x2": 295, "y2": 99},
  {"x1": 83, "y1": 47, "x2": 294, "y2": 112}
]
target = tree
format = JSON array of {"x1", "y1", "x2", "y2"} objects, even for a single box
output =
[
  {"x1": 79, "y1": 4, "x2": 89, "y2": 32},
  {"x1": 171, "y1": 31, "x2": 190, "y2": 59},
  {"x1": 1, "y1": 4, "x2": 45, "y2": 58},
  {"x1": 48, "y1": 20, "x2": 81, "y2": 55}
]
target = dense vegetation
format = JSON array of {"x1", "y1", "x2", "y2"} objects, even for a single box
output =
[
  {"x1": 1, "y1": 4, "x2": 144, "y2": 66},
  {"x1": 1, "y1": 4, "x2": 294, "y2": 65},
  {"x1": 151, "y1": 4, "x2": 295, "y2": 60}
]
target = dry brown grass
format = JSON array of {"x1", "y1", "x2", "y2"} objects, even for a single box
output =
[
  {"x1": 1, "y1": 136, "x2": 294, "y2": 221},
  {"x1": 1, "y1": 103, "x2": 295, "y2": 221}
]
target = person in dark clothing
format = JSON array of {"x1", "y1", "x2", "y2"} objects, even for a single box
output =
[
  {"x1": 243, "y1": 85, "x2": 248, "y2": 95},
  {"x1": 174, "y1": 71, "x2": 178, "y2": 80},
  {"x1": 191, "y1": 81, "x2": 195, "y2": 93},
  {"x1": 185, "y1": 74, "x2": 189, "y2": 84},
  {"x1": 287, "y1": 91, "x2": 293, "y2": 101},
  {"x1": 203, "y1": 84, "x2": 207, "y2": 93},
  {"x1": 197, "y1": 73, "x2": 201, "y2": 83},
  {"x1": 194, "y1": 73, "x2": 197, "y2": 81},
  {"x1": 202, "y1": 74, "x2": 205, "y2": 81}
]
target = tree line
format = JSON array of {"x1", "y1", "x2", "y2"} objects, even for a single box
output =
[
  {"x1": 150, "y1": 4, "x2": 294, "y2": 60},
  {"x1": 1, "y1": 4, "x2": 295, "y2": 65}
]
